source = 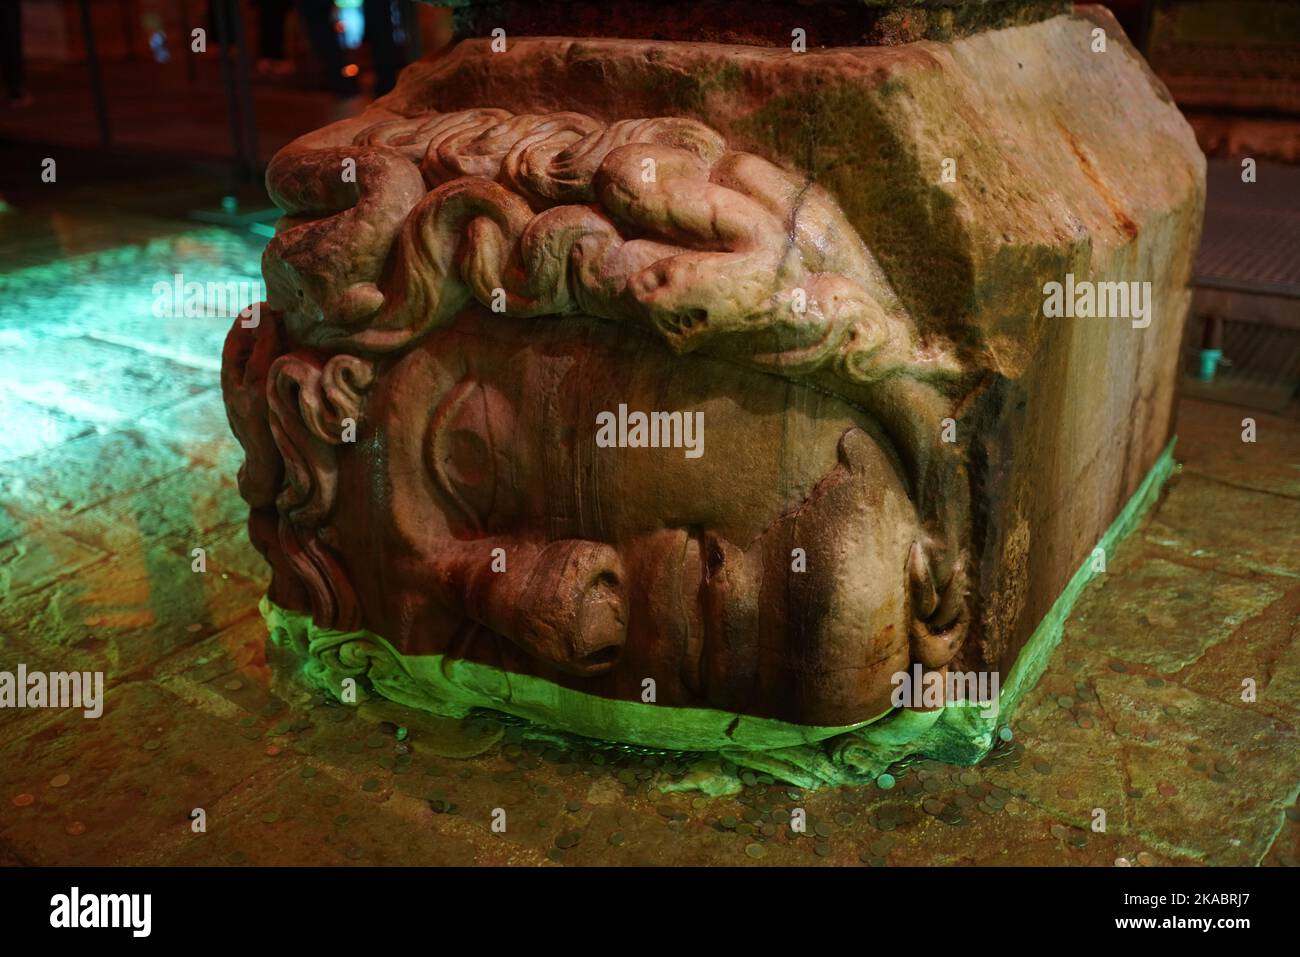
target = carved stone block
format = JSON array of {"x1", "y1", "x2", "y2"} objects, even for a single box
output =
[{"x1": 222, "y1": 5, "x2": 1204, "y2": 783}]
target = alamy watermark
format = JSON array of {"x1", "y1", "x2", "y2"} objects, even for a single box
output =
[
  {"x1": 152, "y1": 273, "x2": 262, "y2": 327},
  {"x1": 595, "y1": 404, "x2": 704, "y2": 459},
  {"x1": 1042, "y1": 273, "x2": 1152, "y2": 329},
  {"x1": 890, "y1": 664, "x2": 999, "y2": 710},
  {"x1": 0, "y1": 665, "x2": 103, "y2": 718}
]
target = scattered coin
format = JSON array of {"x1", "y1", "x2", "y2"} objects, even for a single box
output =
[
  {"x1": 1077, "y1": 717, "x2": 1094, "y2": 729},
  {"x1": 608, "y1": 832, "x2": 625, "y2": 846},
  {"x1": 1108, "y1": 661, "x2": 1128, "y2": 673},
  {"x1": 143, "y1": 739, "x2": 162, "y2": 752},
  {"x1": 958, "y1": 771, "x2": 979, "y2": 786},
  {"x1": 720, "y1": 815, "x2": 738, "y2": 829},
  {"x1": 922, "y1": 798, "x2": 944, "y2": 816},
  {"x1": 1056, "y1": 696, "x2": 1074, "y2": 709},
  {"x1": 49, "y1": 773, "x2": 71, "y2": 789},
  {"x1": 744, "y1": 843, "x2": 765, "y2": 859},
  {"x1": 13, "y1": 793, "x2": 35, "y2": 808},
  {"x1": 1136, "y1": 851, "x2": 1157, "y2": 866},
  {"x1": 1157, "y1": 782, "x2": 1176, "y2": 797},
  {"x1": 361, "y1": 778, "x2": 380, "y2": 792},
  {"x1": 814, "y1": 822, "x2": 833, "y2": 838},
  {"x1": 555, "y1": 831, "x2": 582, "y2": 850},
  {"x1": 1050, "y1": 824, "x2": 1069, "y2": 840},
  {"x1": 1285, "y1": 807, "x2": 1300, "y2": 823},
  {"x1": 998, "y1": 727, "x2": 1014, "y2": 742},
  {"x1": 1114, "y1": 856, "x2": 1132, "y2": 867},
  {"x1": 1214, "y1": 760, "x2": 1232, "y2": 775},
  {"x1": 238, "y1": 717, "x2": 256, "y2": 727},
  {"x1": 1058, "y1": 786, "x2": 1077, "y2": 800},
  {"x1": 814, "y1": 842, "x2": 831, "y2": 857},
  {"x1": 1033, "y1": 760, "x2": 1052, "y2": 775},
  {"x1": 566, "y1": 801, "x2": 582, "y2": 813},
  {"x1": 876, "y1": 773, "x2": 896, "y2": 790},
  {"x1": 224, "y1": 679, "x2": 243, "y2": 691},
  {"x1": 834, "y1": 812, "x2": 854, "y2": 827}
]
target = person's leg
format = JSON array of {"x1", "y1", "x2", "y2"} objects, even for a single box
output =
[
  {"x1": 363, "y1": 0, "x2": 404, "y2": 97},
  {"x1": 259, "y1": 0, "x2": 290, "y2": 61},
  {"x1": 295, "y1": 0, "x2": 356, "y2": 98},
  {"x1": 1, "y1": 0, "x2": 25, "y2": 100}
]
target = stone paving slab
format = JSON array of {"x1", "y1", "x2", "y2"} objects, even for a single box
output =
[{"x1": 1, "y1": 388, "x2": 1296, "y2": 866}]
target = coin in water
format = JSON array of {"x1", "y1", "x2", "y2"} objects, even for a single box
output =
[
  {"x1": 923, "y1": 798, "x2": 944, "y2": 816},
  {"x1": 555, "y1": 831, "x2": 581, "y2": 849},
  {"x1": 143, "y1": 739, "x2": 162, "y2": 752},
  {"x1": 998, "y1": 727, "x2": 1014, "y2": 742},
  {"x1": 366, "y1": 735, "x2": 385, "y2": 749},
  {"x1": 261, "y1": 811, "x2": 280, "y2": 824},
  {"x1": 876, "y1": 773, "x2": 896, "y2": 790},
  {"x1": 1056, "y1": 696, "x2": 1074, "y2": 709},
  {"x1": 361, "y1": 778, "x2": 380, "y2": 792},
  {"x1": 923, "y1": 778, "x2": 942, "y2": 794},
  {"x1": 345, "y1": 847, "x2": 363, "y2": 861},
  {"x1": 1214, "y1": 760, "x2": 1232, "y2": 775},
  {"x1": 692, "y1": 797, "x2": 708, "y2": 810},
  {"x1": 1077, "y1": 717, "x2": 1094, "y2": 729},
  {"x1": 224, "y1": 679, "x2": 243, "y2": 691},
  {"x1": 1157, "y1": 782, "x2": 1176, "y2": 797},
  {"x1": 959, "y1": 771, "x2": 978, "y2": 786},
  {"x1": 1285, "y1": 807, "x2": 1300, "y2": 823},
  {"x1": 736, "y1": 822, "x2": 755, "y2": 836},
  {"x1": 1136, "y1": 851, "x2": 1157, "y2": 866},
  {"x1": 744, "y1": 843, "x2": 765, "y2": 859},
  {"x1": 835, "y1": 812, "x2": 854, "y2": 827},
  {"x1": 238, "y1": 717, "x2": 256, "y2": 727},
  {"x1": 49, "y1": 773, "x2": 71, "y2": 789},
  {"x1": 1108, "y1": 661, "x2": 1127, "y2": 673},
  {"x1": 978, "y1": 803, "x2": 996, "y2": 815},
  {"x1": 65, "y1": 821, "x2": 86, "y2": 836},
  {"x1": 322, "y1": 794, "x2": 340, "y2": 807},
  {"x1": 1114, "y1": 856, "x2": 1132, "y2": 866},
  {"x1": 1033, "y1": 760, "x2": 1052, "y2": 775},
  {"x1": 1058, "y1": 786, "x2": 1077, "y2": 800},
  {"x1": 12, "y1": 793, "x2": 34, "y2": 808},
  {"x1": 566, "y1": 800, "x2": 583, "y2": 813},
  {"x1": 954, "y1": 795, "x2": 974, "y2": 810},
  {"x1": 814, "y1": 822, "x2": 833, "y2": 838},
  {"x1": 720, "y1": 815, "x2": 738, "y2": 829},
  {"x1": 1050, "y1": 824, "x2": 1068, "y2": 840},
  {"x1": 335, "y1": 814, "x2": 351, "y2": 826},
  {"x1": 608, "y1": 832, "x2": 625, "y2": 846},
  {"x1": 814, "y1": 843, "x2": 831, "y2": 857}
]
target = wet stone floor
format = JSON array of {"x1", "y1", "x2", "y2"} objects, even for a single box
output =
[{"x1": 0, "y1": 227, "x2": 1298, "y2": 866}]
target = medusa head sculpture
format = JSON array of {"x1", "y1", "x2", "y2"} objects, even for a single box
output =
[{"x1": 222, "y1": 105, "x2": 975, "y2": 740}]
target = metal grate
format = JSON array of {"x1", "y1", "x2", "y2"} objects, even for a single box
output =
[{"x1": 1182, "y1": 313, "x2": 1300, "y2": 412}]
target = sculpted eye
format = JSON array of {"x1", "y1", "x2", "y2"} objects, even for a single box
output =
[
  {"x1": 426, "y1": 377, "x2": 515, "y2": 532},
  {"x1": 445, "y1": 429, "x2": 492, "y2": 488}
]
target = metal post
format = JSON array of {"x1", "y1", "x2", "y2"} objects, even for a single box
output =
[
  {"x1": 77, "y1": 0, "x2": 112, "y2": 147},
  {"x1": 212, "y1": 0, "x2": 250, "y2": 181},
  {"x1": 228, "y1": 0, "x2": 261, "y2": 168}
]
